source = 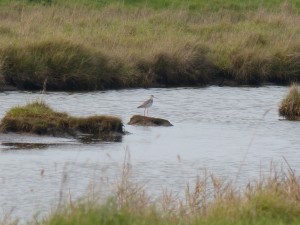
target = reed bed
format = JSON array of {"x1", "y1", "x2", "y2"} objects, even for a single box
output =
[
  {"x1": 0, "y1": 1, "x2": 300, "y2": 90},
  {"x1": 36, "y1": 158, "x2": 300, "y2": 225}
]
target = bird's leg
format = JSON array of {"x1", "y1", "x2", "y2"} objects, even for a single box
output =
[{"x1": 144, "y1": 108, "x2": 146, "y2": 116}]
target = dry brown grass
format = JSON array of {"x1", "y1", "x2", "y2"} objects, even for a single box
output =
[
  {"x1": 279, "y1": 84, "x2": 300, "y2": 120},
  {"x1": 39, "y1": 155, "x2": 300, "y2": 225},
  {"x1": 113, "y1": 158, "x2": 300, "y2": 223},
  {"x1": 0, "y1": 3, "x2": 300, "y2": 89}
]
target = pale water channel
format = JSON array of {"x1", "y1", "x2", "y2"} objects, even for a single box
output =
[{"x1": 0, "y1": 86, "x2": 299, "y2": 222}]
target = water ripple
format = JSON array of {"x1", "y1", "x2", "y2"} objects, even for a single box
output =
[{"x1": 1, "y1": 86, "x2": 300, "y2": 221}]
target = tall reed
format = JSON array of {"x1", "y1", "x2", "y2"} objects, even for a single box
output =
[{"x1": 40, "y1": 158, "x2": 300, "y2": 225}]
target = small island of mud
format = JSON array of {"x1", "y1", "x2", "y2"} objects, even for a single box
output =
[{"x1": 0, "y1": 101, "x2": 124, "y2": 141}]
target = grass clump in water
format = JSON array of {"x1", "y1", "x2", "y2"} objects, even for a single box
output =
[
  {"x1": 0, "y1": 101, "x2": 124, "y2": 139},
  {"x1": 279, "y1": 84, "x2": 300, "y2": 120}
]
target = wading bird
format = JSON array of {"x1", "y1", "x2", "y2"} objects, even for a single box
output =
[{"x1": 137, "y1": 95, "x2": 156, "y2": 116}]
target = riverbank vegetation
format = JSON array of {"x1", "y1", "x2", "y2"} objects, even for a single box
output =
[
  {"x1": 0, "y1": 101, "x2": 124, "y2": 139},
  {"x1": 279, "y1": 84, "x2": 300, "y2": 120},
  {"x1": 32, "y1": 161, "x2": 300, "y2": 225},
  {"x1": 0, "y1": 0, "x2": 300, "y2": 90}
]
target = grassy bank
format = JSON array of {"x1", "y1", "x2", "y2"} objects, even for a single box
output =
[
  {"x1": 0, "y1": 101, "x2": 124, "y2": 139},
  {"x1": 0, "y1": 1, "x2": 300, "y2": 90},
  {"x1": 4, "y1": 0, "x2": 300, "y2": 12},
  {"x1": 279, "y1": 84, "x2": 300, "y2": 120},
  {"x1": 33, "y1": 162, "x2": 300, "y2": 225}
]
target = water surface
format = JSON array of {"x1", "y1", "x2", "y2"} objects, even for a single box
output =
[{"x1": 0, "y1": 86, "x2": 298, "y2": 221}]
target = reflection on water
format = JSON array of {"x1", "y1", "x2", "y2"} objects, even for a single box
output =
[
  {"x1": 0, "y1": 86, "x2": 299, "y2": 221},
  {"x1": 1, "y1": 142, "x2": 53, "y2": 150}
]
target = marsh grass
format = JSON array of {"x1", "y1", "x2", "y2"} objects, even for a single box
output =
[
  {"x1": 279, "y1": 84, "x2": 300, "y2": 120},
  {"x1": 0, "y1": 59, "x2": 5, "y2": 88},
  {"x1": 0, "y1": 2, "x2": 300, "y2": 90},
  {"x1": 1, "y1": 40, "x2": 130, "y2": 90},
  {"x1": 16, "y1": 0, "x2": 300, "y2": 12},
  {"x1": 38, "y1": 157, "x2": 300, "y2": 225},
  {"x1": 0, "y1": 101, "x2": 124, "y2": 138}
]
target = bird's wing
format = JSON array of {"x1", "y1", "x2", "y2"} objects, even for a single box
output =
[{"x1": 137, "y1": 99, "x2": 149, "y2": 108}]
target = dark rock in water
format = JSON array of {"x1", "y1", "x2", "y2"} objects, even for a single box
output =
[{"x1": 128, "y1": 115, "x2": 173, "y2": 127}]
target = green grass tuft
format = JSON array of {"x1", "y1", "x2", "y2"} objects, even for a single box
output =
[{"x1": 13, "y1": 0, "x2": 300, "y2": 12}]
